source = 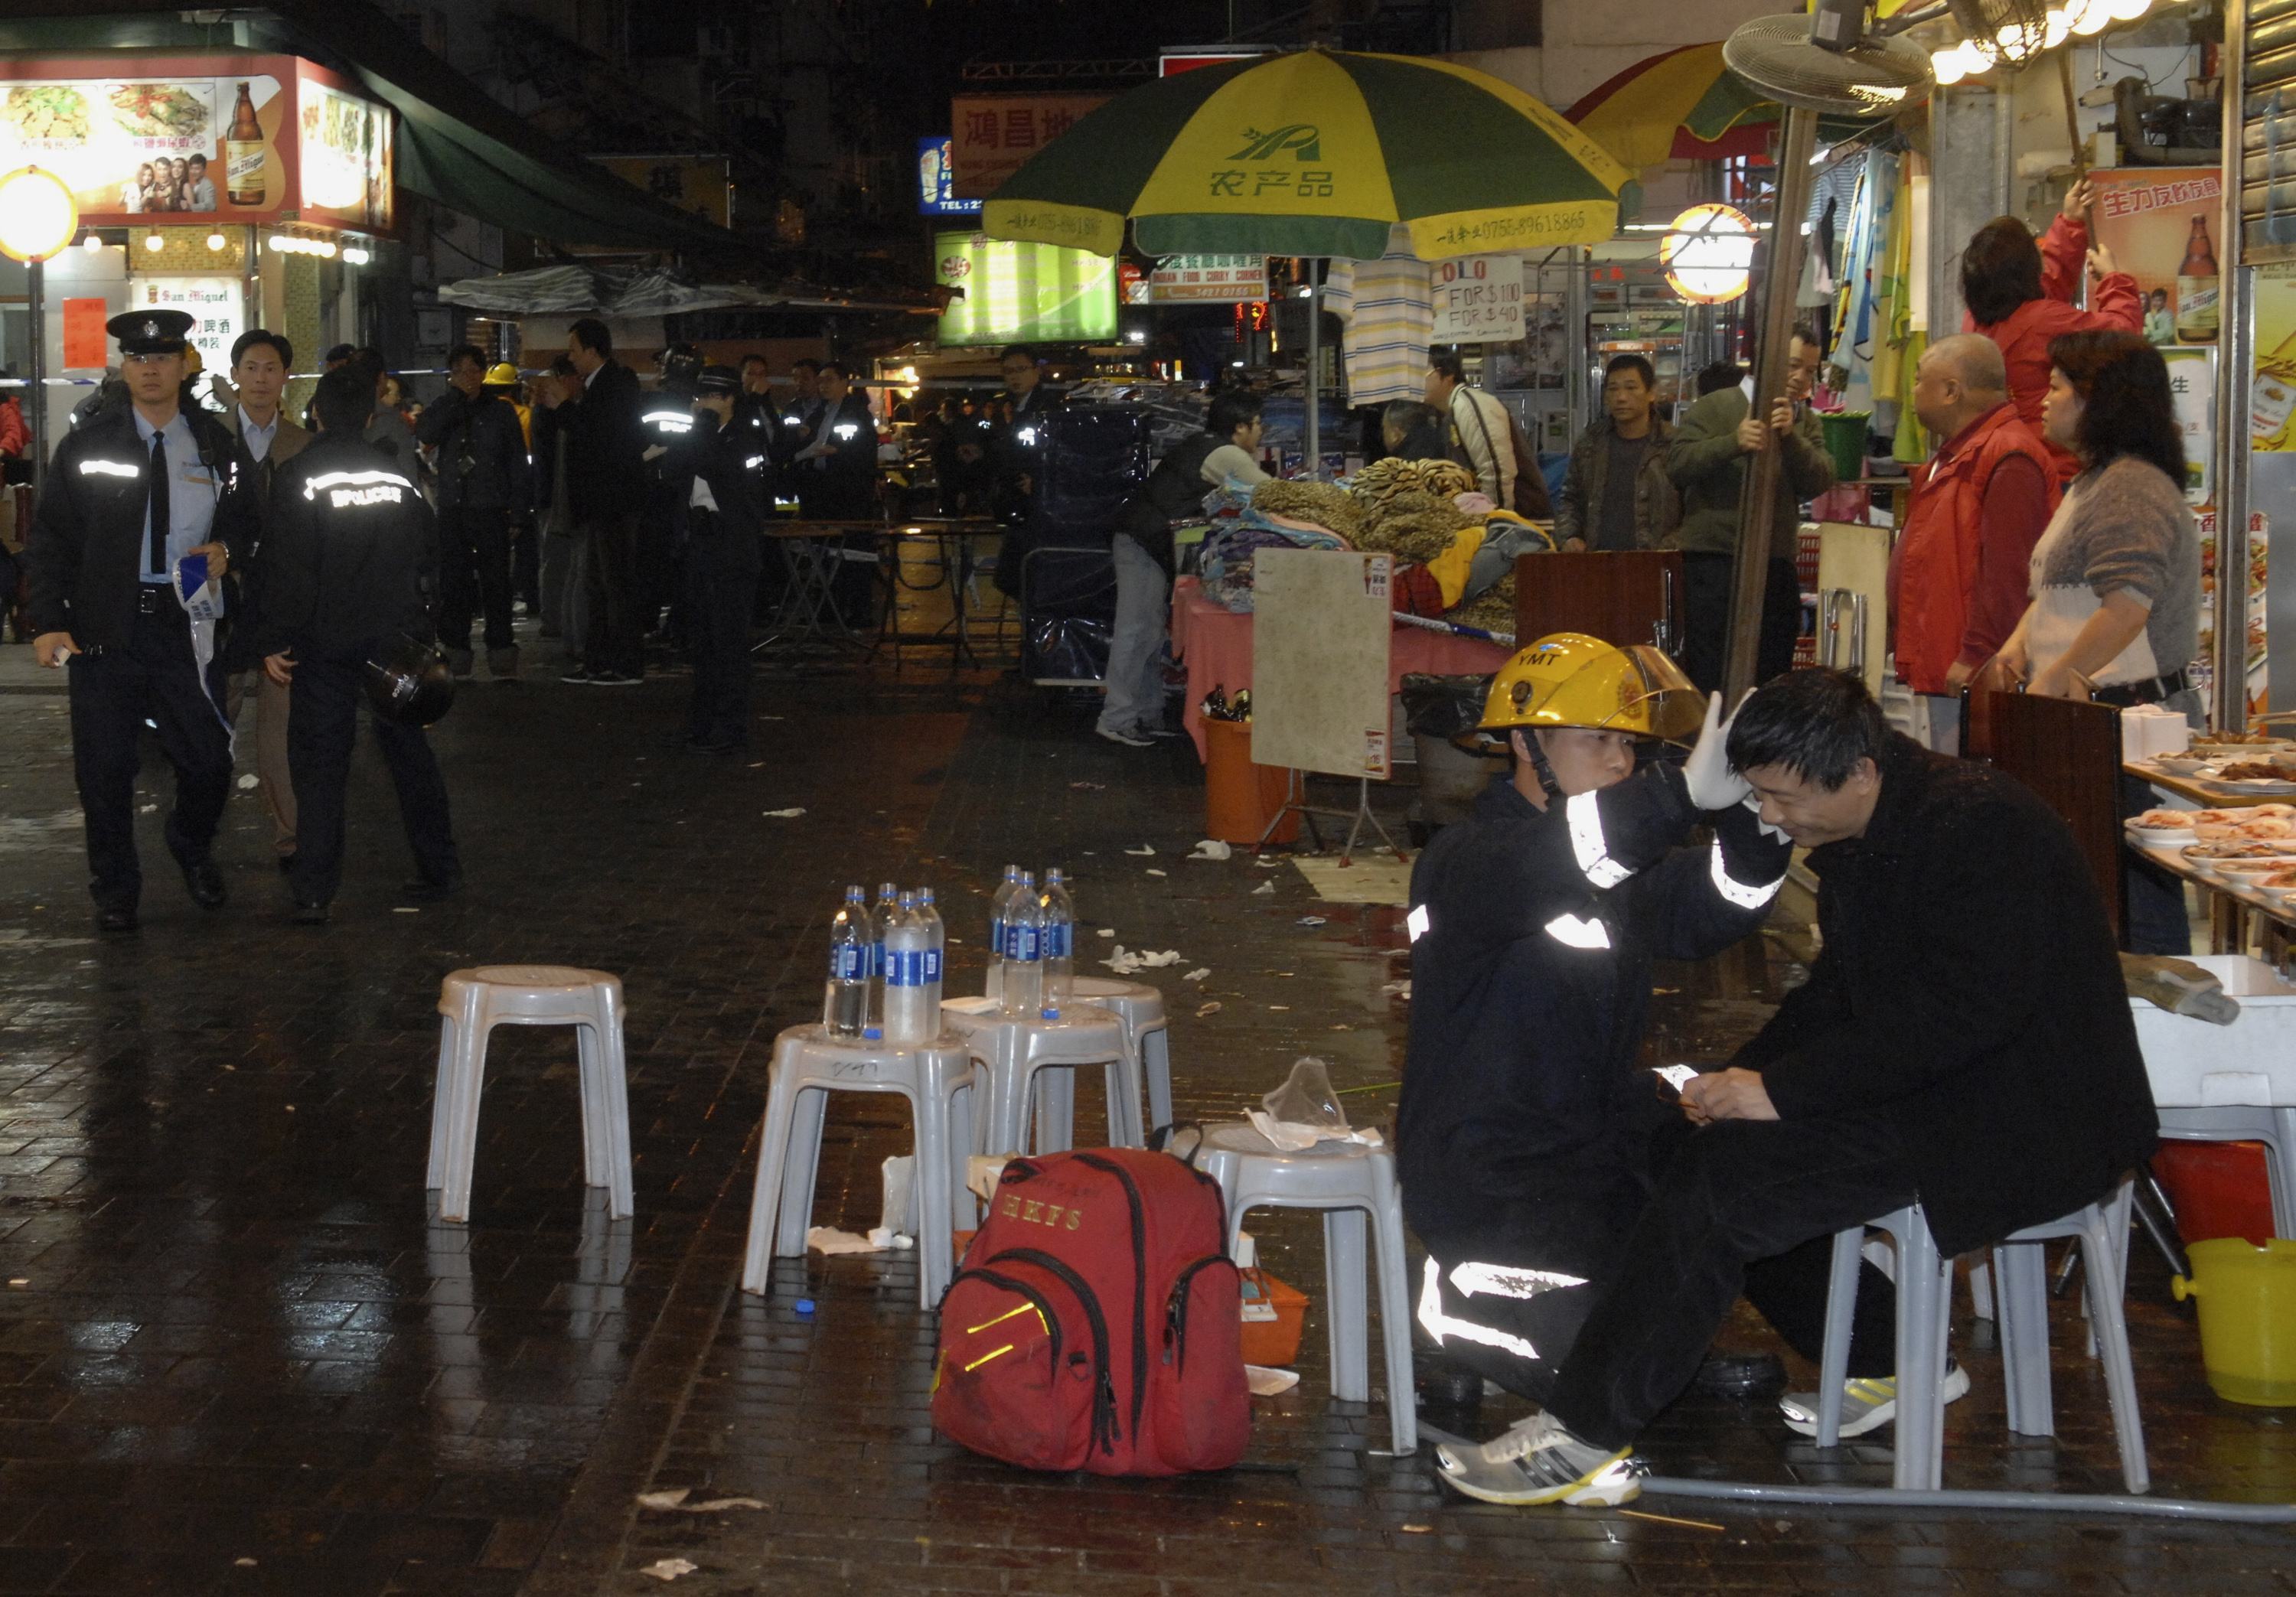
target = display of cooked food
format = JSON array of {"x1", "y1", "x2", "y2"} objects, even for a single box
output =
[
  {"x1": 2261, "y1": 869, "x2": 2296, "y2": 891},
  {"x1": 3, "y1": 84, "x2": 89, "y2": 141},
  {"x1": 2182, "y1": 840, "x2": 2296, "y2": 861},
  {"x1": 2212, "y1": 761, "x2": 2295, "y2": 782},
  {"x1": 2196, "y1": 732, "x2": 2292, "y2": 749},
  {"x1": 108, "y1": 83, "x2": 208, "y2": 139},
  {"x1": 2130, "y1": 809, "x2": 2200, "y2": 832}
]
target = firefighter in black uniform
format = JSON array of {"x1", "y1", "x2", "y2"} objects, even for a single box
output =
[
  {"x1": 28, "y1": 308, "x2": 261, "y2": 932},
  {"x1": 1400, "y1": 635, "x2": 1850, "y2": 1415},
  {"x1": 676, "y1": 366, "x2": 765, "y2": 755},
  {"x1": 256, "y1": 367, "x2": 461, "y2": 925}
]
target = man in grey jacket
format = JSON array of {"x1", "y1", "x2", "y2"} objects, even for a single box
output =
[
  {"x1": 1555, "y1": 354, "x2": 1680, "y2": 553},
  {"x1": 1664, "y1": 327, "x2": 1835, "y2": 693},
  {"x1": 418, "y1": 344, "x2": 533, "y2": 680}
]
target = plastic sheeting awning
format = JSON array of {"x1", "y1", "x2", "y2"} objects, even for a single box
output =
[{"x1": 435, "y1": 266, "x2": 946, "y2": 318}]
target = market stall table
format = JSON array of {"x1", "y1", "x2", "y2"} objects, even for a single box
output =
[
  {"x1": 2125, "y1": 758, "x2": 2296, "y2": 954},
  {"x1": 1171, "y1": 575, "x2": 1510, "y2": 761},
  {"x1": 755, "y1": 520, "x2": 1002, "y2": 663}
]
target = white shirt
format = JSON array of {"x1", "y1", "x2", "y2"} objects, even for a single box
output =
[{"x1": 237, "y1": 406, "x2": 279, "y2": 464}]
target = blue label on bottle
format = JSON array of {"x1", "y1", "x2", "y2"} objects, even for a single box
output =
[
  {"x1": 830, "y1": 944, "x2": 865, "y2": 982},
  {"x1": 924, "y1": 947, "x2": 943, "y2": 983},
  {"x1": 869, "y1": 939, "x2": 885, "y2": 978},
  {"x1": 888, "y1": 948, "x2": 925, "y2": 987},
  {"x1": 1043, "y1": 923, "x2": 1071, "y2": 960},
  {"x1": 989, "y1": 917, "x2": 1006, "y2": 957},
  {"x1": 1014, "y1": 924, "x2": 1042, "y2": 962}
]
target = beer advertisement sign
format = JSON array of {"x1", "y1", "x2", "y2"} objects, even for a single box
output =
[
  {"x1": 2089, "y1": 166, "x2": 2222, "y2": 349},
  {"x1": 0, "y1": 53, "x2": 390, "y2": 230}
]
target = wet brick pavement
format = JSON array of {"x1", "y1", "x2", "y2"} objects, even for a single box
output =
[{"x1": 1, "y1": 622, "x2": 2293, "y2": 1596}]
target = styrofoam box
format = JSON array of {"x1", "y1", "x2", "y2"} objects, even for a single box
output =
[{"x1": 2131, "y1": 955, "x2": 2296, "y2": 1108}]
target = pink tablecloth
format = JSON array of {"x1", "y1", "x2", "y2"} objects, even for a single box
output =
[{"x1": 1171, "y1": 576, "x2": 1512, "y2": 761}]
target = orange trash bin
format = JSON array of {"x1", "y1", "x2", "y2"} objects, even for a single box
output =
[{"x1": 1203, "y1": 718, "x2": 1300, "y2": 845}]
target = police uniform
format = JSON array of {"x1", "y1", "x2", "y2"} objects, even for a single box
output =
[
  {"x1": 676, "y1": 367, "x2": 765, "y2": 753},
  {"x1": 990, "y1": 380, "x2": 1060, "y2": 521},
  {"x1": 638, "y1": 346, "x2": 704, "y2": 645},
  {"x1": 256, "y1": 432, "x2": 460, "y2": 921},
  {"x1": 26, "y1": 310, "x2": 260, "y2": 928}
]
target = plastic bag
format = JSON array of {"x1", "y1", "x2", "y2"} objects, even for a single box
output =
[{"x1": 1246, "y1": 1057, "x2": 1382, "y2": 1152}]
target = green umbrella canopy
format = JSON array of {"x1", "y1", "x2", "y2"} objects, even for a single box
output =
[{"x1": 984, "y1": 49, "x2": 1630, "y2": 261}]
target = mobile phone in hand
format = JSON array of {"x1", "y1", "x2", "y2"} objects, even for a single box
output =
[{"x1": 1652, "y1": 1063, "x2": 1699, "y2": 1100}]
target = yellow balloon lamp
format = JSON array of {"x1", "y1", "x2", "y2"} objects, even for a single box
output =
[
  {"x1": 1662, "y1": 204, "x2": 1757, "y2": 306},
  {"x1": 0, "y1": 165, "x2": 78, "y2": 263}
]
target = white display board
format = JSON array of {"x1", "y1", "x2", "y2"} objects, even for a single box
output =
[
  {"x1": 1430, "y1": 253, "x2": 1525, "y2": 344},
  {"x1": 1251, "y1": 549, "x2": 1395, "y2": 779}
]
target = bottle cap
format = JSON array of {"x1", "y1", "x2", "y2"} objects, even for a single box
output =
[
  {"x1": 1041, "y1": 1006, "x2": 1059, "y2": 1020},
  {"x1": 794, "y1": 1298, "x2": 816, "y2": 1315},
  {"x1": 863, "y1": 1026, "x2": 883, "y2": 1041}
]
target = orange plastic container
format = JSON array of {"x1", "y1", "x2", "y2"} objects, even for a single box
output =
[
  {"x1": 2154, "y1": 1141, "x2": 2277, "y2": 1248},
  {"x1": 1238, "y1": 1267, "x2": 1309, "y2": 1367},
  {"x1": 1204, "y1": 718, "x2": 1300, "y2": 846}
]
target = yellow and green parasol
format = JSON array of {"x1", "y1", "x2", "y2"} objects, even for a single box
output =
[
  {"x1": 1565, "y1": 43, "x2": 1877, "y2": 172},
  {"x1": 983, "y1": 50, "x2": 1631, "y2": 262}
]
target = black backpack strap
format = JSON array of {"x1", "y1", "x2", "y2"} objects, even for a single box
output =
[{"x1": 1151, "y1": 1120, "x2": 1208, "y2": 1168}]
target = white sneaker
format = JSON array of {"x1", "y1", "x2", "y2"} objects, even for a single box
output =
[
  {"x1": 1095, "y1": 725, "x2": 1153, "y2": 748},
  {"x1": 1779, "y1": 1361, "x2": 1971, "y2": 1439},
  {"x1": 1433, "y1": 1410, "x2": 1644, "y2": 1507}
]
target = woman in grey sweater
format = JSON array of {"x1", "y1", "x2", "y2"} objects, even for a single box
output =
[{"x1": 1995, "y1": 330, "x2": 2200, "y2": 722}]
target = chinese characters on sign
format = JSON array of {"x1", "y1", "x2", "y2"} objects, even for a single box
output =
[
  {"x1": 949, "y1": 94, "x2": 1107, "y2": 199},
  {"x1": 135, "y1": 276, "x2": 242, "y2": 368},
  {"x1": 2089, "y1": 167, "x2": 2219, "y2": 348},
  {"x1": 915, "y1": 137, "x2": 981, "y2": 217},
  {"x1": 1145, "y1": 255, "x2": 1268, "y2": 304},
  {"x1": 2161, "y1": 346, "x2": 2215, "y2": 505},
  {"x1": 1430, "y1": 254, "x2": 1525, "y2": 344},
  {"x1": 0, "y1": 60, "x2": 290, "y2": 223}
]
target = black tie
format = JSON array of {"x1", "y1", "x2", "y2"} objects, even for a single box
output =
[{"x1": 146, "y1": 432, "x2": 169, "y2": 579}]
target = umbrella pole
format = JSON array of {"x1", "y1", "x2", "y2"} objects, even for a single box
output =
[
  {"x1": 1304, "y1": 259, "x2": 1322, "y2": 477},
  {"x1": 1722, "y1": 106, "x2": 1819, "y2": 702}
]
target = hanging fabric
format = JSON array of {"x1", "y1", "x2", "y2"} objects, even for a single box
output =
[{"x1": 1324, "y1": 224, "x2": 1433, "y2": 409}]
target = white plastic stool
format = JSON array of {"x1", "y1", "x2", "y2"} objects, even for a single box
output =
[
  {"x1": 1068, "y1": 976, "x2": 1173, "y2": 1137},
  {"x1": 739, "y1": 1024, "x2": 975, "y2": 1309},
  {"x1": 1190, "y1": 1122, "x2": 1416, "y2": 1455},
  {"x1": 941, "y1": 1000, "x2": 1139, "y2": 1155},
  {"x1": 1815, "y1": 1188, "x2": 2147, "y2": 1493},
  {"x1": 428, "y1": 965, "x2": 634, "y2": 1224}
]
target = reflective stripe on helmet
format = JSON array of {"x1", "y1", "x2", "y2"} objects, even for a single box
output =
[
  {"x1": 1707, "y1": 841, "x2": 1784, "y2": 910},
  {"x1": 1564, "y1": 790, "x2": 1632, "y2": 891},
  {"x1": 1543, "y1": 912, "x2": 1611, "y2": 950},
  {"x1": 78, "y1": 458, "x2": 142, "y2": 479}
]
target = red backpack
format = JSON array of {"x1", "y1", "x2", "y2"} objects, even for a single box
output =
[{"x1": 932, "y1": 1147, "x2": 1251, "y2": 1476}]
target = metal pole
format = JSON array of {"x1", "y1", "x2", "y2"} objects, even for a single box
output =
[
  {"x1": 1722, "y1": 106, "x2": 1820, "y2": 703},
  {"x1": 26, "y1": 253, "x2": 44, "y2": 495},
  {"x1": 1303, "y1": 259, "x2": 1321, "y2": 476},
  {"x1": 1564, "y1": 253, "x2": 1588, "y2": 444},
  {"x1": 2212, "y1": 0, "x2": 2252, "y2": 733}
]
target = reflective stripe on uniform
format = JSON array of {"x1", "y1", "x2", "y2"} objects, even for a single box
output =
[
  {"x1": 301, "y1": 468, "x2": 415, "y2": 500},
  {"x1": 1707, "y1": 840, "x2": 1785, "y2": 910},
  {"x1": 1405, "y1": 904, "x2": 1430, "y2": 944},
  {"x1": 1564, "y1": 790, "x2": 1632, "y2": 890},
  {"x1": 77, "y1": 458, "x2": 141, "y2": 479},
  {"x1": 1543, "y1": 912, "x2": 1610, "y2": 950},
  {"x1": 1450, "y1": 1260, "x2": 1590, "y2": 1302},
  {"x1": 1418, "y1": 1257, "x2": 1542, "y2": 1362}
]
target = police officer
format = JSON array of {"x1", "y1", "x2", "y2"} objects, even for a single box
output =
[
  {"x1": 989, "y1": 345, "x2": 1061, "y2": 522},
  {"x1": 639, "y1": 343, "x2": 705, "y2": 645},
  {"x1": 28, "y1": 308, "x2": 260, "y2": 932},
  {"x1": 257, "y1": 366, "x2": 461, "y2": 925},
  {"x1": 676, "y1": 366, "x2": 765, "y2": 755}
]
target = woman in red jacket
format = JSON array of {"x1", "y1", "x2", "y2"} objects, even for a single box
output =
[{"x1": 1962, "y1": 178, "x2": 2142, "y2": 484}]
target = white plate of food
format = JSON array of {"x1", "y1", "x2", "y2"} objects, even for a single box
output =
[
  {"x1": 2128, "y1": 809, "x2": 2200, "y2": 845},
  {"x1": 2192, "y1": 735, "x2": 2295, "y2": 757},
  {"x1": 2198, "y1": 761, "x2": 2296, "y2": 794},
  {"x1": 2252, "y1": 867, "x2": 2296, "y2": 906},
  {"x1": 2151, "y1": 753, "x2": 2213, "y2": 777}
]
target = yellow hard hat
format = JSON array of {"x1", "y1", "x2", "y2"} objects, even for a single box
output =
[
  {"x1": 1477, "y1": 631, "x2": 1704, "y2": 744},
  {"x1": 483, "y1": 362, "x2": 520, "y2": 386},
  {"x1": 181, "y1": 343, "x2": 204, "y2": 375}
]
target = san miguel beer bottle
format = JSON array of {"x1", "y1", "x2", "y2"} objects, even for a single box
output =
[
  {"x1": 2177, "y1": 214, "x2": 2219, "y2": 344},
  {"x1": 224, "y1": 83, "x2": 266, "y2": 207}
]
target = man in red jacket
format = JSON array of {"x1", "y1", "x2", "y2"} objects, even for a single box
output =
[
  {"x1": 1962, "y1": 179, "x2": 2141, "y2": 484},
  {"x1": 1888, "y1": 334, "x2": 2057, "y2": 751}
]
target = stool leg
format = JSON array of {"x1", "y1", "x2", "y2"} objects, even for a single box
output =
[
  {"x1": 741, "y1": 1061, "x2": 805, "y2": 1294},
  {"x1": 1143, "y1": 1028, "x2": 1172, "y2": 1139},
  {"x1": 426, "y1": 1013, "x2": 461, "y2": 1190},
  {"x1": 913, "y1": 1087, "x2": 954, "y2": 1310},
  {"x1": 2079, "y1": 1208, "x2": 2151, "y2": 1494},
  {"x1": 950, "y1": 1081, "x2": 978, "y2": 1231},
  {"x1": 1107, "y1": 1051, "x2": 1144, "y2": 1149},
  {"x1": 586, "y1": 996, "x2": 636, "y2": 1219},
  {"x1": 1815, "y1": 1227, "x2": 1864, "y2": 1446},
  {"x1": 2269, "y1": 1111, "x2": 2296, "y2": 1240},
  {"x1": 1968, "y1": 1259, "x2": 1994, "y2": 1322},
  {"x1": 1371, "y1": 1182, "x2": 1417, "y2": 1455},
  {"x1": 1323, "y1": 1207, "x2": 1370, "y2": 1403},
  {"x1": 1034, "y1": 1066, "x2": 1075, "y2": 1154},
  {"x1": 1994, "y1": 1240, "x2": 2056, "y2": 1438},
  {"x1": 1892, "y1": 1220, "x2": 1952, "y2": 1491},
  {"x1": 777, "y1": 1085, "x2": 828, "y2": 1259},
  {"x1": 438, "y1": 1015, "x2": 493, "y2": 1224}
]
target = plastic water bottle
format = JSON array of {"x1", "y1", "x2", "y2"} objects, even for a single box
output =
[
  {"x1": 915, "y1": 886, "x2": 946, "y2": 1028},
  {"x1": 1038, "y1": 868, "x2": 1075, "y2": 1018},
  {"x1": 1000, "y1": 873, "x2": 1043, "y2": 1019},
  {"x1": 867, "y1": 881, "x2": 899, "y2": 1028},
  {"x1": 884, "y1": 890, "x2": 932, "y2": 1044},
  {"x1": 986, "y1": 864, "x2": 1024, "y2": 1000},
  {"x1": 823, "y1": 885, "x2": 869, "y2": 1038}
]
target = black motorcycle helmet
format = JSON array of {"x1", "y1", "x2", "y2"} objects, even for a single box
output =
[{"x1": 364, "y1": 634, "x2": 456, "y2": 727}]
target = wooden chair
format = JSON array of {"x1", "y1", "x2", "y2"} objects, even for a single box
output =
[{"x1": 1972, "y1": 689, "x2": 2126, "y2": 944}]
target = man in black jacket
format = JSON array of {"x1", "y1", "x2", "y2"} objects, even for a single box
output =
[
  {"x1": 558, "y1": 318, "x2": 647, "y2": 685},
  {"x1": 418, "y1": 345, "x2": 533, "y2": 681},
  {"x1": 674, "y1": 367, "x2": 765, "y2": 755},
  {"x1": 28, "y1": 308, "x2": 261, "y2": 931},
  {"x1": 1401, "y1": 634, "x2": 1811, "y2": 1406},
  {"x1": 793, "y1": 362, "x2": 880, "y2": 625},
  {"x1": 1437, "y1": 668, "x2": 2159, "y2": 1509},
  {"x1": 258, "y1": 367, "x2": 460, "y2": 924},
  {"x1": 988, "y1": 346, "x2": 1061, "y2": 522}
]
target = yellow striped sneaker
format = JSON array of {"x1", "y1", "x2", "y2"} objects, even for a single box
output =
[
  {"x1": 1433, "y1": 1411, "x2": 1645, "y2": 1507},
  {"x1": 1779, "y1": 1361, "x2": 1971, "y2": 1439}
]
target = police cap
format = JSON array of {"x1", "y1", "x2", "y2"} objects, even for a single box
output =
[
  {"x1": 694, "y1": 363, "x2": 741, "y2": 396},
  {"x1": 109, "y1": 308, "x2": 194, "y2": 357}
]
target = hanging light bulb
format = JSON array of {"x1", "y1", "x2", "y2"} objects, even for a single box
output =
[
  {"x1": 205, "y1": 230, "x2": 226, "y2": 251},
  {"x1": 83, "y1": 231, "x2": 104, "y2": 253},
  {"x1": 1932, "y1": 46, "x2": 1970, "y2": 85},
  {"x1": 2043, "y1": 8, "x2": 2072, "y2": 47},
  {"x1": 315, "y1": 240, "x2": 337, "y2": 258},
  {"x1": 2068, "y1": 0, "x2": 2114, "y2": 33},
  {"x1": 1993, "y1": 21, "x2": 2042, "y2": 62}
]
